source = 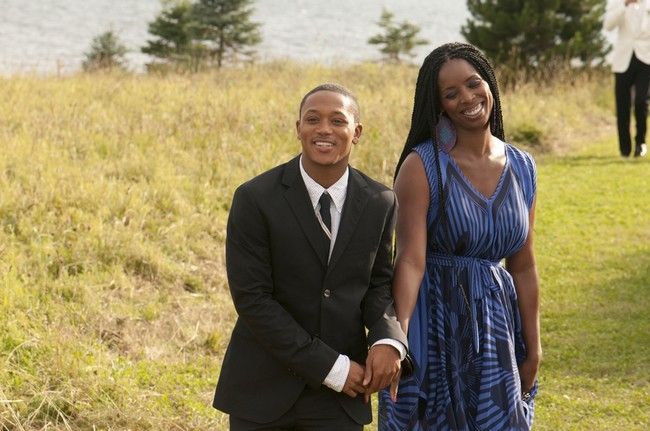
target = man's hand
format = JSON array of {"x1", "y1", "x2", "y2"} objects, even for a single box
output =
[
  {"x1": 363, "y1": 344, "x2": 401, "y2": 402},
  {"x1": 342, "y1": 361, "x2": 366, "y2": 398}
]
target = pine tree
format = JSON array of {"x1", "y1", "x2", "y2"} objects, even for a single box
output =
[
  {"x1": 141, "y1": 1, "x2": 194, "y2": 65},
  {"x1": 462, "y1": 0, "x2": 610, "y2": 80},
  {"x1": 368, "y1": 9, "x2": 428, "y2": 63},
  {"x1": 190, "y1": 0, "x2": 262, "y2": 68},
  {"x1": 82, "y1": 30, "x2": 128, "y2": 71}
]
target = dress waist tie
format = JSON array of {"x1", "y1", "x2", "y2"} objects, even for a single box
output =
[{"x1": 427, "y1": 252, "x2": 508, "y2": 354}]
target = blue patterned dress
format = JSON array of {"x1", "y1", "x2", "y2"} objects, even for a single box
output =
[{"x1": 379, "y1": 139, "x2": 538, "y2": 431}]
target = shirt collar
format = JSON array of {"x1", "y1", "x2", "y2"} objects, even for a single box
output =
[{"x1": 299, "y1": 155, "x2": 348, "y2": 213}]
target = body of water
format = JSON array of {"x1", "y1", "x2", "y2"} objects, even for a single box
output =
[{"x1": 0, "y1": 0, "x2": 470, "y2": 74}]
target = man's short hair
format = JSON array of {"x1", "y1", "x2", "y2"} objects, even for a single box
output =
[{"x1": 298, "y1": 83, "x2": 361, "y2": 122}]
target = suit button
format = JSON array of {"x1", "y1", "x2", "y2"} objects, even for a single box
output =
[{"x1": 323, "y1": 289, "x2": 331, "y2": 298}]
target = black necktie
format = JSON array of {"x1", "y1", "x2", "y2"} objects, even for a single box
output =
[{"x1": 319, "y1": 192, "x2": 332, "y2": 234}]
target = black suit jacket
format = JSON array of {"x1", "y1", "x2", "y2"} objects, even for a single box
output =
[{"x1": 213, "y1": 155, "x2": 407, "y2": 425}]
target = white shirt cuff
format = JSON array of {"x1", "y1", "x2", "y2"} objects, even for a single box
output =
[
  {"x1": 372, "y1": 338, "x2": 407, "y2": 360},
  {"x1": 322, "y1": 354, "x2": 349, "y2": 392}
]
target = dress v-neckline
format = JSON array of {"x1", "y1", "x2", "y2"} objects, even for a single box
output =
[{"x1": 446, "y1": 145, "x2": 510, "y2": 204}]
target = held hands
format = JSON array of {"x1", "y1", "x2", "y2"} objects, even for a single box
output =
[
  {"x1": 341, "y1": 345, "x2": 401, "y2": 401},
  {"x1": 362, "y1": 344, "x2": 401, "y2": 403},
  {"x1": 341, "y1": 361, "x2": 366, "y2": 398}
]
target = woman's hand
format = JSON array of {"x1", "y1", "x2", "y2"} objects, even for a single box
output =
[
  {"x1": 388, "y1": 367, "x2": 402, "y2": 402},
  {"x1": 518, "y1": 354, "x2": 541, "y2": 393}
]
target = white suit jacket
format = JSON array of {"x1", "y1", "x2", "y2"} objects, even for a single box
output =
[{"x1": 604, "y1": 0, "x2": 650, "y2": 72}]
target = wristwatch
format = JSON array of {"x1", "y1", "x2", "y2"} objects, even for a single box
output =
[{"x1": 400, "y1": 352, "x2": 415, "y2": 378}]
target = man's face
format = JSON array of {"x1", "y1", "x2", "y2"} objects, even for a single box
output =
[{"x1": 296, "y1": 91, "x2": 362, "y2": 173}]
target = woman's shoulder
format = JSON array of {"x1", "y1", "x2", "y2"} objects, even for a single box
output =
[
  {"x1": 504, "y1": 141, "x2": 536, "y2": 170},
  {"x1": 503, "y1": 141, "x2": 537, "y2": 206},
  {"x1": 412, "y1": 138, "x2": 451, "y2": 163},
  {"x1": 412, "y1": 139, "x2": 434, "y2": 155}
]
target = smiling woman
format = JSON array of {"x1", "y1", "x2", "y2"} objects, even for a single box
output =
[
  {"x1": 438, "y1": 59, "x2": 494, "y2": 129},
  {"x1": 379, "y1": 43, "x2": 542, "y2": 431},
  {"x1": 437, "y1": 58, "x2": 505, "y2": 199}
]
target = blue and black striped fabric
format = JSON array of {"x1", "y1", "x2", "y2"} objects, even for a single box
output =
[{"x1": 379, "y1": 139, "x2": 538, "y2": 431}]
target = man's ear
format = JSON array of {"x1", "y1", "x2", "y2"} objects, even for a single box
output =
[{"x1": 353, "y1": 123, "x2": 363, "y2": 144}]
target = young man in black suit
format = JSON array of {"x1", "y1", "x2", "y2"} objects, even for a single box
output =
[{"x1": 213, "y1": 83, "x2": 407, "y2": 430}]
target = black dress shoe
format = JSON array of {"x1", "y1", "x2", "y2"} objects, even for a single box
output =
[{"x1": 634, "y1": 143, "x2": 647, "y2": 157}]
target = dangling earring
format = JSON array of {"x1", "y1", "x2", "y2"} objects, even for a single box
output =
[{"x1": 435, "y1": 113, "x2": 456, "y2": 153}]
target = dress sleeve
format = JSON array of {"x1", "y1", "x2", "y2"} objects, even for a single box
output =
[
  {"x1": 524, "y1": 151, "x2": 537, "y2": 208},
  {"x1": 508, "y1": 145, "x2": 537, "y2": 209},
  {"x1": 412, "y1": 140, "x2": 441, "y2": 227}
]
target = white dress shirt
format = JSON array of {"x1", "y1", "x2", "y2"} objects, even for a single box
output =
[
  {"x1": 299, "y1": 156, "x2": 406, "y2": 393},
  {"x1": 604, "y1": 0, "x2": 650, "y2": 72}
]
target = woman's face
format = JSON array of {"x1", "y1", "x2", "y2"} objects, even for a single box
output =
[{"x1": 437, "y1": 58, "x2": 493, "y2": 132}]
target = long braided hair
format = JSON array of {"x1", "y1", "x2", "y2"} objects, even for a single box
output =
[{"x1": 395, "y1": 42, "x2": 505, "y2": 246}]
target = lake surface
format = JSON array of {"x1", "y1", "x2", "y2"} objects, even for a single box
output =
[{"x1": 0, "y1": 0, "x2": 470, "y2": 75}]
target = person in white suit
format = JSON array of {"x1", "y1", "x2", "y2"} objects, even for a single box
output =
[{"x1": 604, "y1": 0, "x2": 650, "y2": 157}]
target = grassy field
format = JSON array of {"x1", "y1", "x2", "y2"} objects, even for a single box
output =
[{"x1": 0, "y1": 63, "x2": 648, "y2": 430}]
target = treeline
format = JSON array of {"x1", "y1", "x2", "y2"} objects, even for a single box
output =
[
  {"x1": 83, "y1": 0, "x2": 611, "y2": 84},
  {"x1": 463, "y1": 0, "x2": 610, "y2": 84},
  {"x1": 84, "y1": 0, "x2": 261, "y2": 72}
]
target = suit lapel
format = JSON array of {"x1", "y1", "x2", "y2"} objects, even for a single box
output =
[
  {"x1": 282, "y1": 157, "x2": 329, "y2": 267},
  {"x1": 327, "y1": 168, "x2": 369, "y2": 272}
]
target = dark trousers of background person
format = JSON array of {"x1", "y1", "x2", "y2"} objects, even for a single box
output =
[
  {"x1": 615, "y1": 52, "x2": 650, "y2": 157},
  {"x1": 229, "y1": 387, "x2": 362, "y2": 431}
]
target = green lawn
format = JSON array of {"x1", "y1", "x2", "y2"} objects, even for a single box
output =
[{"x1": 532, "y1": 141, "x2": 650, "y2": 430}]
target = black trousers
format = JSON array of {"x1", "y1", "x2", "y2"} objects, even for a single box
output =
[
  {"x1": 615, "y1": 52, "x2": 650, "y2": 156},
  {"x1": 229, "y1": 387, "x2": 362, "y2": 431}
]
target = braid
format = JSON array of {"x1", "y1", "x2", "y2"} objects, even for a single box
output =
[{"x1": 394, "y1": 42, "x2": 505, "y2": 250}]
